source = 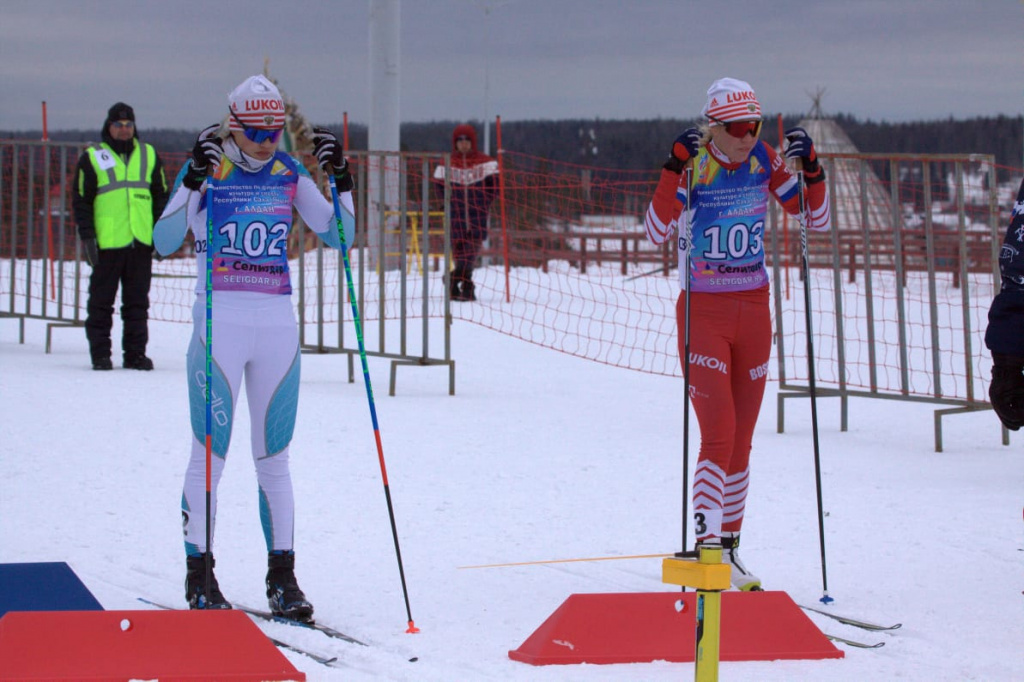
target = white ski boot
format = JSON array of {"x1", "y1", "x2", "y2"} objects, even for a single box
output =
[{"x1": 721, "y1": 533, "x2": 762, "y2": 591}]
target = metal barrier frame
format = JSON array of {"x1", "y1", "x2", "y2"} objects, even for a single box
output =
[
  {"x1": 1, "y1": 142, "x2": 456, "y2": 396},
  {"x1": 295, "y1": 150, "x2": 456, "y2": 396},
  {"x1": 1, "y1": 142, "x2": 1010, "y2": 434},
  {"x1": 771, "y1": 152, "x2": 1007, "y2": 452},
  {"x1": 0, "y1": 140, "x2": 89, "y2": 350}
]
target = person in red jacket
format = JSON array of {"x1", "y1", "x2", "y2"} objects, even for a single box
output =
[
  {"x1": 433, "y1": 124, "x2": 499, "y2": 301},
  {"x1": 645, "y1": 77, "x2": 831, "y2": 590}
]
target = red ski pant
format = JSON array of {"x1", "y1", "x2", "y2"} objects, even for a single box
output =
[{"x1": 676, "y1": 287, "x2": 771, "y2": 540}]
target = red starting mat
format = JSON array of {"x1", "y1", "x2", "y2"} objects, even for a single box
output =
[
  {"x1": 0, "y1": 609, "x2": 305, "y2": 681},
  {"x1": 509, "y1": 590, "x2": 842, "y2": 665}
]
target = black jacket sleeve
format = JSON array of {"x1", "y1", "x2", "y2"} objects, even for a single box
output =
[
  {"x1": 150, "y1": 152, "x2": 169, "y2": 222},
  {"x1": 985, "y1": 176, "x2": 1024, "y2": 356},
  {"x1": 71, "y1": 151, "x2": 98, "y2": 240}
]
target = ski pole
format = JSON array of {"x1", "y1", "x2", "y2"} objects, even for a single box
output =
[
  {"x1": 796, "y1": 164, "x2": 832, "y2": 604},
  {"x1": 327, "y1": 176, "x2": 419, "y2": 634},
  {"x1": 204, "y1": 181, "x2": 214, "y2": 608},
  {"x1": 680, "y1": 163, "x2": 694, "y2": 560}
]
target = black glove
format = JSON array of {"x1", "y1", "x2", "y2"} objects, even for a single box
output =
[
  {"x1": 664, "y1": 128, "x2": 703, "y2": 173},
  {"x1": 312, "y1": 127, "x2": 343, "y2": 172},
  {"x1": 990, "y1": 353, "x2": 1024, "y2": 430},
  {"x1": 312, "y1": 127, "x2": 354, "y2": 191},
  {"x1": 783, "y1": 127, "x2": 824, "y2": 184},
  {"x1": 83, "y1": 237, "x2": 99, "y2": 267},
  {"x1": 184, "y1": 124, "x2": 222, "y2": 190}
]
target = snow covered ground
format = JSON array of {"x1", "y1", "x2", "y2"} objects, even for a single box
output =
[{"x1": 1, "y1": 306, "x2": 1021, "y2": 680}]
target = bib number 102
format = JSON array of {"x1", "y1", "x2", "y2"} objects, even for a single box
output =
[{"x1": 216, "y1": 221, "x2": 289, "y2": 257}]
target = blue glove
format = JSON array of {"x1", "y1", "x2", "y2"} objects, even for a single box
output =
[
  {"x1": 783, "y1": 126, "x2": 823, "y2": 182},
  {"x1": 783, "y1": 127, "x2": 815, "y2": 162},
  {"x1": 664, "y1": 128, "x2": 703, "y2": 173}
]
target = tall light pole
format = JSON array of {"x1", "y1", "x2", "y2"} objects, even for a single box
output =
[
  {"x1": 483, "y1": 3, "x2": 491, "y2": 155},
  {"x1": 479, "y1": 1, "x2": 510, "y2": 156},
  {"x1": 369, "y1": 0, "x2": 401, "y2": 270}
]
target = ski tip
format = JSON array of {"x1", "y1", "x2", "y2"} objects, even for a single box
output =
[{"x1": 406, "y1": 620, "x2": 420, "y2": 634}]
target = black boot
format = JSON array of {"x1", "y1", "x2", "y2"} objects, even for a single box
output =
[
  {"x1": 450, "y1": 265, "x2": 468, "y2": 301},
  {"x1": 123, "y1": 352, "x2": 154, "y2": 370},
  {"x1": 449, "y1": 275, "x2": 464, "y2": 301},
  {"x1": 461, "y1": 271, "x2": 476, "y2": 301},
  {"x1": 266, "y1": 551, "x2": 314, "y2": 623},
  {"x1": 185, "y1": 553, "x2": 232, "y2": 610},
  {"x1": 461, "y1": 266, "x2": 477, "y2": 301}
]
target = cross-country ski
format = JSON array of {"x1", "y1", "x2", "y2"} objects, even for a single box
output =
[
  {"x1": 233, "y1": 602, "x2": 368, "y2": 647},
  {"x1": 136, "y1": 597, "x2": 347, "y2": 669},
  {"x1": 799, "y1": 603, "x2": 903, "y2": 632}
]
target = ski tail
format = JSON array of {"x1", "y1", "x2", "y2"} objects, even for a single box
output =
[
  {"x1": 233, "y1": 602, "x2": 367, "y2": 646},
  {"x1": 825, "y1": 633, "x2": 885, "y2": 649},
  {"x1": 799, "y1": 603, "x2": 902, "y2": 631}
]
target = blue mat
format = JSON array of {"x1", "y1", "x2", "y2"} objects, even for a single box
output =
[{"x1": 0, "y1": 562, "x2": 103, "y2": 617}]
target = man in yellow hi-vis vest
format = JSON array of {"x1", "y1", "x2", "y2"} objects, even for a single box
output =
[{"x1": 73, "y1": 102, "x2": 168, "y2": 370}]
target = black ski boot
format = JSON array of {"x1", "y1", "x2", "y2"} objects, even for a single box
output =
[
  {"x1": 266, "y1": 550, "x2": 314, "y2": 623},
  {"x1": 185, "y1": 553, "x2": 232, "y2": 610}
]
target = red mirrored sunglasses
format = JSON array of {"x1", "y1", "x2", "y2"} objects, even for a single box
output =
[{"x1": 709, "y1": 116, "x2": 762, "y2": 139}]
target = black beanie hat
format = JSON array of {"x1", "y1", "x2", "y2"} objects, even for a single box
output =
[{"x1": 107, "y1": 102, "x2": 135, "y2": 122}]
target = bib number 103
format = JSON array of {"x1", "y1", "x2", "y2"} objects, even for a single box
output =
[{"x1": 702, "y1": 220, "x2": 764, "y2": 260}]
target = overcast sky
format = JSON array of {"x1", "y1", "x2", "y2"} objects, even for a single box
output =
[{"x1": 2, "y1": 0, "x2": 1022, "y2": 133}]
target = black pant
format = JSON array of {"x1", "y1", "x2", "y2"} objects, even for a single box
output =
[{"x1": 86, "y1": 241, "x2": 153, "y2": 362}]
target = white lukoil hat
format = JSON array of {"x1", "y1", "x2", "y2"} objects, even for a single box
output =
[
  {"x1": 228, "y1": 75, "x2": 285, "y2": 131},
  {"x1": 701, "y1": 77, "x2": 762, "y2": 122}
]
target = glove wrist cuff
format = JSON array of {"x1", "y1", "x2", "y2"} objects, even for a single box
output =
[
  {"x1": 662, "y1": 156, "x2": 685, "y2": 174},
  {"x1": 183, "y1": 165, "x2": 206, "y2": 191},
  {"x1": 802, "y1": 159, "x2": 824, "y2": 185},
  {"x1": 334, "y1": 171, "x2": 354, "y2": 192}
]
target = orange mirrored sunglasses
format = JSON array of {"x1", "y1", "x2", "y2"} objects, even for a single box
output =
[{"x1": 709, "y1": 116, "x2": 762, "y2": 139}]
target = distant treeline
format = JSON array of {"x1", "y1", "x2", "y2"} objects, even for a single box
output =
[{"x1": 7, "y1": 113, "x2": 1022, "y2": 178}]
